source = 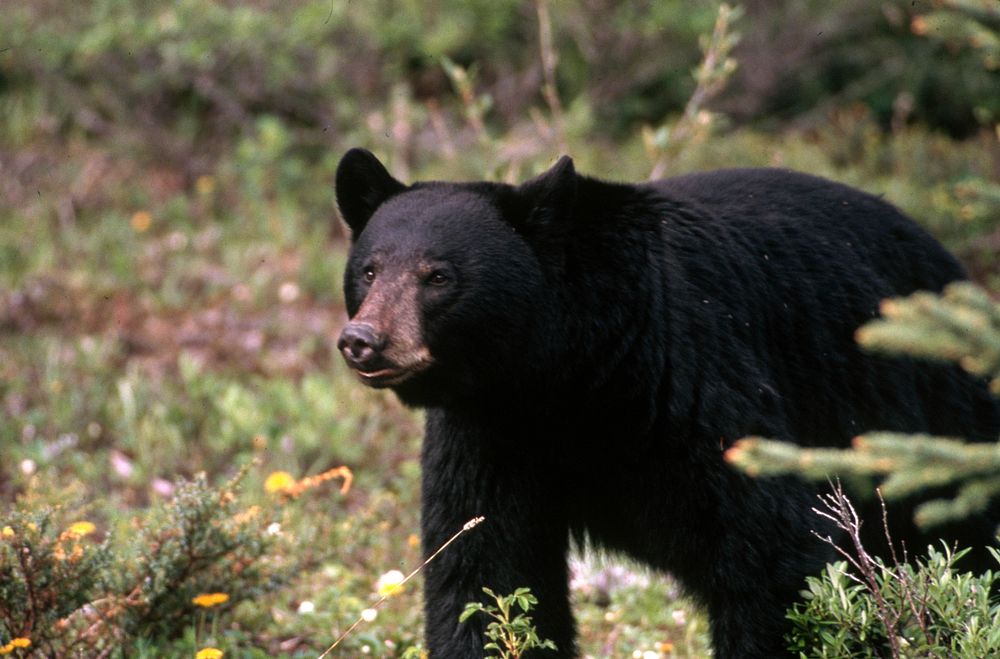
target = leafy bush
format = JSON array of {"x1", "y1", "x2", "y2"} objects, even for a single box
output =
[
  {"x1": 789, "y1": 552, "x2": 1000, "y2": 657},
  {"x1": 786, "y1": 485, "x2": 1000, "y2": 657},
  {"x1": 1, "y1": 467, "x2": 286, "y2": 655}
]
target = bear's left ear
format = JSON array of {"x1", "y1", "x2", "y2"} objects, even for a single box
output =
[
  {"x1": 335, "y1": 148, "x2": 407, "y2": 239},
  {"x1": 511, "y1": 155, "x2": 577, "y2": 233}
]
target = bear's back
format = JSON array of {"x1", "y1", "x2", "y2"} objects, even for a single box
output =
[
  {"x1": 649, "y1": 168, "x2": 966, "y2": 298},
  {"x1": 635, "y1": 168, "x2": 1000, "y2": 448}
]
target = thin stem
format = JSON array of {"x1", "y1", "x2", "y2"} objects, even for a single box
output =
[
  {"x1": 535, "y1": 0, "x2": 566, "y2": 152},
  {"x1": 317, "y1": 516, "x2": 486, "y2": 658}
]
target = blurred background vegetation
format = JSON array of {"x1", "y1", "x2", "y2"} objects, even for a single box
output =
[{"x1": 1, "y1": 0, "x2": 998, "y2": 656}]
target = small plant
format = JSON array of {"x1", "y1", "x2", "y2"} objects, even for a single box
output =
[
  {"x1": 785, "y1": 483, "x2": 1000, "y2": 657},
  {"x1": 0, "y1": 511, "x2": 110, "y2": 655},
  {"x1": 460, "y1": 587, "x2": 557, "y2": 659},
  {"x1": 0, "y1": 465, "x2": 289, "y2": 655}
]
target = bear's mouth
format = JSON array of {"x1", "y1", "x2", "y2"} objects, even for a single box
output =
[
  {"x1": 354, "y1": 357, "x2": 432, "y2": 388},
  {"x1": 355, "y1": 367, "x2": 412, "y2": 387}
]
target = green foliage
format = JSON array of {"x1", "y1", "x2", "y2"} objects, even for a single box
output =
[
  {"x1": 0, "y1": 509, "x2": 111, "y2": 652},
  {"x1": 460, "y1": 587, "x2": 558, "y2": 659},
  {"x1": 785, "y1": 485, "x2": 1000, "y2": 658},
  {"x1": 918, "y1": 0, "x2": 1000, "y2": 124},
  {"x1": 857, "y1": 282, "x2": 1000, "y2": 396},
  {"x1": 644, "y1": 3, "x2": 743, "y2": 178},
  {"x1": 732, "y1": 432, "x2": 1000, "y2": 530},
  {"x1": 788, "y1": 550, "x2": 1000, "y2": 657},
  {"x1": 0, "y1": 467, "x2": 284, "y2": 655},
  {"x1": 744, "y1": 0, "x2": 1000, "y2": 136}
]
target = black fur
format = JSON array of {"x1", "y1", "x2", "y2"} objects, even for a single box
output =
[{"x1": 335, "y1": 150, "x2": 1000, "y2": 658}]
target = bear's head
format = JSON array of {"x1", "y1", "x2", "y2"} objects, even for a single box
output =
[{"x1": 335, "y1": 148, "x2": 576, "y2": 407}]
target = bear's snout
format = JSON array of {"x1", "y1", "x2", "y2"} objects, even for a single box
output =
[{"x1": 337, "y1": 322, "x2": 385, "y2": 370}]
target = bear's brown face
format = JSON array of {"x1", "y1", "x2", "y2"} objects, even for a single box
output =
[
  {"x1": 337, "y1": 249, "x2": 449, "y2": 388},
  {"x1": 335, "y1": 148, "x2": 571, "y2": 406},
  {"x1": 338, "y1": 187, "x2": 527, "y2": 398}
]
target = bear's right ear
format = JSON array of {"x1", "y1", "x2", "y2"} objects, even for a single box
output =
[
  {"x1": 510, "y1": 155, "x2": 577, "y2": 233},
  {"x1": 335, "y1": 148, "x2": 407, "y2": 238}
]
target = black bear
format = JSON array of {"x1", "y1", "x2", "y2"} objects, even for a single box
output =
[{"x1": 334, "y1": 148, "x2": 1000, "y2": 658}]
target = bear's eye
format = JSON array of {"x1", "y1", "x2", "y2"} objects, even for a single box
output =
[
  {"x1": 426, "y1": 271, "x2": 450, "y2": 286},
  {"x1": 362, "y1": 267, "x2": 376, "y2": 283}
]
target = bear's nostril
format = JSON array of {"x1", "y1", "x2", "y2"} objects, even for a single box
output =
[
  {"x1": 347, "y1": 341, "x2": 373, "y2": 362},
  {"x1": 337, "y1": 323, "x2": 382, "y2": 367}
]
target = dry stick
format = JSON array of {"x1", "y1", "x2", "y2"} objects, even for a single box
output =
[
  {"x1": 812, "y1": 482, "x2": 902, "y2": 659},
  {"x1": 317, "y1": 516, "x2": 487, "y2": 658},
  {"x1": 879, "y1": 489, "x2": 934, "y2": 649},
  {"x1": 534, "y1": 0, "x2": 566, "y2": 152}
]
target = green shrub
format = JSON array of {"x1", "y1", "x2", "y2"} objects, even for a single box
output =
[
  {"x1": 0, "y1": 467, "x2": 286, "y2": 655},
  {"x1": 460, "y1": 587, "x2": 557, "y2": 659},
  {"x1": 785, "y1": 485, "x2": 1000, "y2": 657}
]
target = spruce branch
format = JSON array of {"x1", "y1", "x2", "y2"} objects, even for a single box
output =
[{"x1": 727, "y1": 282, "x2": 1000, "y2": 528}]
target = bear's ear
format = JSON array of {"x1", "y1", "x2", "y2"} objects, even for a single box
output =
[
  {"x1": 511, "y1": 155, "x2": 577, "y2": 233},
  {"x1": 335, "y1": 148, "x2": 407, "y2": 238}
]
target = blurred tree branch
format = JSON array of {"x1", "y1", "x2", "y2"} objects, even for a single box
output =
[
  {"x1": 727, "y1": 282, "x2": 1000, "y2": 528},
  {"x1": 644, "y1": 3, "x2": 742, "y2": 179},
  {"x1": 939, "y1": 0, "x2": 1000, "y2": 33}
]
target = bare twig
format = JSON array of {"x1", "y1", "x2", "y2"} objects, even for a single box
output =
[
  {"x1": 878, "y1": 489, "x2": 934, "y2": 649},
  {"x1": 811, "y1": 481, "x2": 902, "y2": 658}
]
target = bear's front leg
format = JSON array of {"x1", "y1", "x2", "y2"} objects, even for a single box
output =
[
  {"x1": 701, "y1": 477, "x2": 837, "y2": 659},
  {"x1": 420, "y1": 411, "x2": 573, "y2": 658}
]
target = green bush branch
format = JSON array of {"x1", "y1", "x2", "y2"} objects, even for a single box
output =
[
  {"x1": 0, "y1": 466, "x2": 285, "y2": 655},
  {"x1": 460, "y1": 587, "x2": 557, "y2": 659}
]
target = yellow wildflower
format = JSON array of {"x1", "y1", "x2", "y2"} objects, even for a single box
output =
[
  {"x1": 264, "y1": 471, "x2": 296, "y2": 495},
  {"x1": 196, "y1": 648, "x2": 223, "y2": 659},
  {"x1": 67, "y1": 521, "x2": 97, "y2": 537},
  {"x1": 131, "y1": 211, "x2": 152, "y2": 232},
  {"x1": 0, "y1": 639, "x2": 28, "y2": 655},
  {"x1": 192, "y1": 593, "x2": 229, "y2": 608},
  {"x1": 1, "y1": 527, "x2": 14, "y2": 539},
  {"x1": 375, "y1": 569, "x2": 406, "y2": 597}
]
